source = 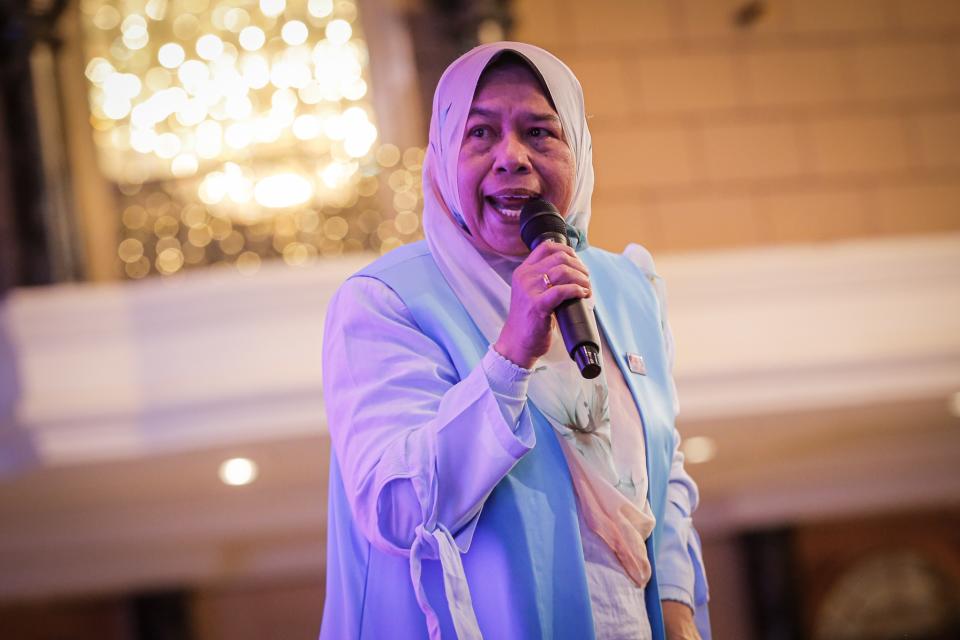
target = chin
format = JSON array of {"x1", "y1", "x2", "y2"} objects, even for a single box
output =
[
  {"x1": 498, "y1": 243, "x2": 529, "y2": 257},
  {"x1": 475, "y1": 237, "x2": 525, "y2": 258}
]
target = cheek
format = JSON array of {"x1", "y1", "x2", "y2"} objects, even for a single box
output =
[
  {"x1": 456, "y1": 156, "x2": 485, "y2": 225},
  {"x1": 457, "y1": 149, "x2": 483, "y2": 191},
  {"x1": 551, "y1": 152, "x2": 577, "y2": 211}
]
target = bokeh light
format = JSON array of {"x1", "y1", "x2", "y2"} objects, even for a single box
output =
[
  {"x1": 81, "y1": 0, "x2": 423, "y2": 278},
  {"x1": 681, "y1": 436, "x2": 718, "y2": 464},
  {"x1": 218, "y1": 457, "x2": 258, "y2": 486}
]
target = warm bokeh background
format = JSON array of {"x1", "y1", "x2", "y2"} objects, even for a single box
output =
[
  {"x1": 514, "y1": 0, "x2": 960, "y2": 253},
  {"x1": 1, "y1": 0, "x2": 958, "y2": 639}
]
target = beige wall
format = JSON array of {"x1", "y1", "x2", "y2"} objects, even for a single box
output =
[{"x1": 513, "y1": 0, "x2": 960, "y2": 254}]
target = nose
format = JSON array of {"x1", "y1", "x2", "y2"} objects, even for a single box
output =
[{"x1": 493, "y1": 132, "x2": 531, "y2": 174}]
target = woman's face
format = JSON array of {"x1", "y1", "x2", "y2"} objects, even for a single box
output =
[{"x1": 457, "y1": 63, "x2": 576, "y2": 257}]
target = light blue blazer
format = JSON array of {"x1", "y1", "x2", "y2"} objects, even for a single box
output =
[{"x1": 320, "y1": 241, "x2": 709, "y2": 639}]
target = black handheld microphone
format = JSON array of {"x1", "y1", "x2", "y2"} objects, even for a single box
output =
[{"x1": 519, "y1": 199, "x2": 602, "y2": 379}]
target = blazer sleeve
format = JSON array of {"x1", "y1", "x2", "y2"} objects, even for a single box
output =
[
  {"x1": 624, "y1": 244, "x2": 711, "y2": 637},
  {"x1": 322, "y1": 275, "x2": 537, "y2": 556}
]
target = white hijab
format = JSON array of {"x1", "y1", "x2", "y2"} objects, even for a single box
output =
[{"x1": 421, "y1": 40, "x2": 655, "y2": 608}]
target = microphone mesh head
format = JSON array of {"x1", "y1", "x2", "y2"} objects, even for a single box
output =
[{"x1": 520, "y1": 199, "x2": 567, "y2": 249}]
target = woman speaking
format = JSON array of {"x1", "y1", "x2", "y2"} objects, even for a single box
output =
[{"x1": 320, "y1": 42, "x2": 710, "y2": 640}]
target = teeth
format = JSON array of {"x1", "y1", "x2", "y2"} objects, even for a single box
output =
[
  {"x1": 487, "y1": 194, "x2": 533, "y2": 220},
  {"x1": 490, "y1": 203, "x2": 522, "y2": 218}
]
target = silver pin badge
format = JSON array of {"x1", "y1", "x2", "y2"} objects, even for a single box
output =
[{"x1": 627, "y1": 353, "x2": 646, "y2": 375}]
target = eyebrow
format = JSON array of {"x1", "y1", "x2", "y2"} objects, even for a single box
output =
[{"x1": 467, "y1": 107, "x2": 560, "y2": 122}]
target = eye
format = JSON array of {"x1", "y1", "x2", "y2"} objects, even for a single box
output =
[
  {"x1": 528, "y1": 126, "x2": 556, "y2": 139},
  {"x1": 468, "y1": 125, "x2": 490, "y2": 138}
]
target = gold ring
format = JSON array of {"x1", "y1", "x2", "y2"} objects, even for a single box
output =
[{"x1": 542, "y1": 272, "x2": 552, "y2": 289}]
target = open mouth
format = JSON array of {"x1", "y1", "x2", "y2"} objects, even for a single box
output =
[{"x1": 485, "y1": 191, "x2": 539, "y2": 220}]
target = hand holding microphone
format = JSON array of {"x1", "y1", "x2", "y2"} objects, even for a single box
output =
[{"x1": 492, "y1": 199, "x2": 602, "y2": 379}]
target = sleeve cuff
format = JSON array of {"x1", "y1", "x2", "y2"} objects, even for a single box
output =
[
  {"x1": 484, "y1": 346, "x2": 533, "y2": 388},
  {"x1": 659, "y1": 585, "x2": 695, "y2": 609},
  {"x1": 481, "y1": 347, "x2": 532, "y2": 430}
]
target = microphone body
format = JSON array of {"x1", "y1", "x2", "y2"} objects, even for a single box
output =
[{"x1": 519, "y1": 199, "x2": 602, "y2": 379}]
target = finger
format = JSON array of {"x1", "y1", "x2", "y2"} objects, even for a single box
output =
[
  {"x1": 523, "y1": 263, "x2": 589, "y2": 293},
  {"x1": 544, "y1": 264, "x2": 591, "y2": 289},
  {"x1": 524, "y1": 242, "x2": 585, "y2": 269},
  {"x1": 527, "y1": 239, "x2": 577, "y2": 263},
  {"x1": 536, "y1": 284, "x2": 590, "y2": 313},
  {"x1": 532, "y1": 250, "x2": 590, "y2": 278}
]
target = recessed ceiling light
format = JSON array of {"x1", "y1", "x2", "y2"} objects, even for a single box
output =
[
  {"x1": 681, "y1": 436, "x2": 717, "y2": 464},
  {"x1": 219, "y1": 457, "x2": 258, "y2": 486}
]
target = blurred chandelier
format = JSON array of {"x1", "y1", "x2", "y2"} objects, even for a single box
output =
[{"x1": 80, "y1": 0, "x2": 423, "y2": 278}]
